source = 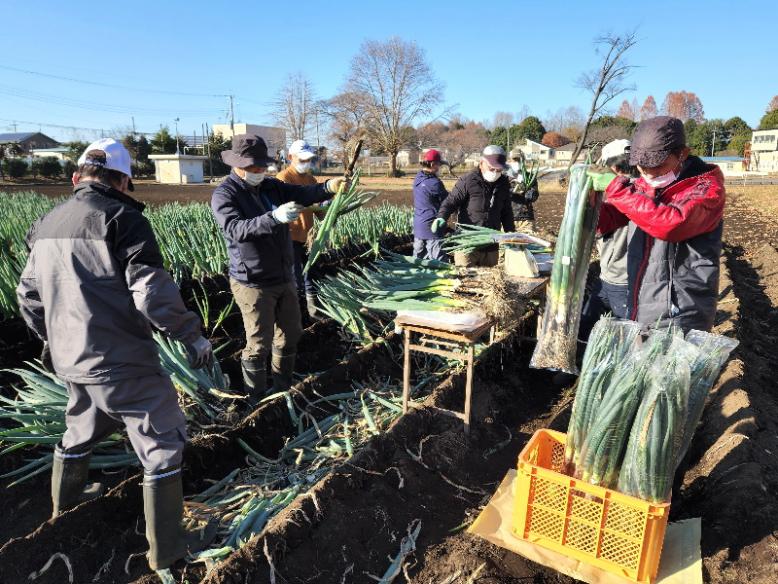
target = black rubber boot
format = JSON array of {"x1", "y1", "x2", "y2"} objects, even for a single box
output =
[
  {"x1": 143, "y1": 469, "x2": 186, "y2": 571},
  {"x1": 271, "y1": 351, "x2": 296, "y2": 393},
  {"x1": 51, "y1": 447, "x2": 91, "y2": 518},
  {"x1": 241, "y1": 358, "x2": 267, "y2": 405}
]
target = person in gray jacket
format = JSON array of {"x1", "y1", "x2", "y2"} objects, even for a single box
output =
[
  {"x1": 16, "y1": 139, "x2": 213, "y2": 575},
  {"x1": 580, "y1": 139, "x2": 636, "y2": 339}
]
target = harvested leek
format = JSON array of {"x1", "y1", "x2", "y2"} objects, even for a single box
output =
[{"x1": 531, "y1": 164, "x2": 601, "y2": 374}]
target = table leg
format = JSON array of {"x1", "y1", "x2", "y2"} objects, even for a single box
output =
[
  {"x1": 402, "y1": 329, "x2": 411, "y2": 414},
  {"x1": 464, "y1": 343, "x2": 475, "y2": 436}
]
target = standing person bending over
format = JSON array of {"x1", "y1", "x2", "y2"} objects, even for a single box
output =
[
  {"x1": 211, "y1": 135, "x2": 346, "y2": 403},
  {"x1": 412, "y1": 149, "x2": 448, "y2": 261},
  {"x1": 276, "y1": 139, "x2": 324, "y2": 320},
  {"x1": 579, "y1": 139, "x2": 636, "y2": 340},
  {"x1": 16, "y1": 139, "x2": 214, "y2": 575},
  {"x1": 595, "y1": 116, "x2": 725, "y2": 333},
  {"x1": 432, "y1": 145, "x2": 515, "y2": 266}
]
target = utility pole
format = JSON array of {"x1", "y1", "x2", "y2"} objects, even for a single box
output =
[
  {"x1": 131, "y1": 116, "x2": 136, "y2": 137},
  {"x1": 228, "y1": 95, "x2": 235, "y2": 133},
  {"x1": 174, "y1": 118, "x2": 180, "y2": 154},
  {"x1": 711, "y1": 129, "x2": 716, "y2": 157}
]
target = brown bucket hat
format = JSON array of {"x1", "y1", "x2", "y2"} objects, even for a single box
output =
[
  {"x1": 221, "y1": 135, "x2": 277, "y2": 168},
  {"x1": 629, "y1": 116, "x2": 686, "y2": 168}
]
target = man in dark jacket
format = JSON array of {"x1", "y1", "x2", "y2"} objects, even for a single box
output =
[
  {"x1": 595, "y1": 116, "x2": 725, "y2": 333},
  {"x1": 412, "y1": 149, "x2": 448, "y2": 261},
  {"x1": 211, "y1": 135, "x2": 345, "y2": 402},
  {"x1": 16, "y1": 139, "x2": 213, "y2": 574},
  {"x1": 432, "y1": 145, "x2": 515, "y2": 266},
  {"x1": 507, "y1": 147, "x2": 540, "y2": 225}
]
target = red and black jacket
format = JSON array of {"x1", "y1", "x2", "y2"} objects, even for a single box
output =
[{"x1": 597, "y1": 156, "x2": 725, "y2": 332}]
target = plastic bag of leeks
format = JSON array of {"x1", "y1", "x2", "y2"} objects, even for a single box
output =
[{"x1": 530, "y1": 164, "x2": 601, "y2": 374}]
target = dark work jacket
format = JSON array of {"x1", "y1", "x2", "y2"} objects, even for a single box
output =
[
  {"x1": 510, "y1": 182, "x2": 539, "y2": 222},
  {"x1": 413, "y1": 170, "x2": 448, "y2": 239},
  {"x1": 17, "y1": 182, "x2": 202, "y2": 383},
  {"x1": 437, "y1": 169, "x2": 515, "y2": 231},
  {"x1": 211, "y1": 172, "x2": 330, "y2": 288}
]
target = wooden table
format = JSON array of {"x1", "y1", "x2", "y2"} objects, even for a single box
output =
[{"x1": 397, "y1": 316, "x2": 494, "y2": 436}]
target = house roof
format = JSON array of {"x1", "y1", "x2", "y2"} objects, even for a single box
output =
[
  {"x1": 554, "y1": 143, "x2": 578, "y2": 151},
  {"x1": 0, "y1": 132, "x2": 37, "y2": 143}
]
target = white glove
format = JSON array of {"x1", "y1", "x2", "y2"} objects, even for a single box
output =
[
  {"x1": 184, "y1": 336, "x2": 213, "y2": 369},
  {"x1": 272, "y1": 201, "x2": 303, "y2": 224}
]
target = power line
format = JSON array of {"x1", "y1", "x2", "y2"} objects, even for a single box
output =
[
  {"x1": 0, "y1": 84, "x2": 218, "y2": 116},
  {"x1": 0, "y1": 117, "x2": 154, "y2": 136},
  {"x1": 0, "y1": 64, "x2": 229, "y2": 98}
]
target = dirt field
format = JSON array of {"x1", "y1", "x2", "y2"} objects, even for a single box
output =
[{"x1": 1, "y1": 178, "x2": 777, "y2": 583}]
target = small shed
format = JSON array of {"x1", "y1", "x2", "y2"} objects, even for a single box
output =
[{"x1": 148, "y1": 153, "x2": 207, "y2": 184}]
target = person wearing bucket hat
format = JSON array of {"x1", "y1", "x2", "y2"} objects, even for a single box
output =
[
  {"x1": 211, "y1": 135, "x2": 347, "y2": 405},
  {"x1": 595, "y1": 116, "x2": 726, "y2": 333},
  {"x1": 276, "y1": 140, "x2": 325, "y2": 321},
  {"x1": 17, "y1": 138, "x2": 217, "y2": 576},
  {"x1": 412, "y1": 149, "x2": 449, "y2": 261},
  {"x1": 433, "y1": 145, "x2": 515, "y2": 266}
]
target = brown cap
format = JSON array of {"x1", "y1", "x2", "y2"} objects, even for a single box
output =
[
  {"x1": 629, "y1": 116, "x2": 685, "y2": 168},
  {"x1": 221, "y1": 135, "x2": 276, "y2": 168}
]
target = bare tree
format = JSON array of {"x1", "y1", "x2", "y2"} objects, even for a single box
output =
[
  {"x1": 272, "y1": 73, "x2": 317, "y2": 142},
  {"x1": 345, "y1": 37, "x2": 443, "y2": 176},
  {"x1": 569, "y1": 31, "x2": 638, "y2": 167},
  {"x1": 323, "y1": 91, "x2": 366, "y2": 167},
  {"x1": 492, "y1": 111, "x2": 515, "y2": 129}
]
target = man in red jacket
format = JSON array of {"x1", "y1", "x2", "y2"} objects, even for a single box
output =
[{"x1": 594, "y1": 116, "x2": 725, "y2": 333}]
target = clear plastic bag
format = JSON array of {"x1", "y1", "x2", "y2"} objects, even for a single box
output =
[
  {"x1": 674, "y1": 330, "x2": 739, "y2": 466},
  {"x1": 618, "y1": 339, "x2": 693, "y2": 503},
  {"x1": 565, "y1": 316, "x2": 642, "y2": 475},
  {"x1": 530, "y1": 165, "x2": 602, "y2": 374}
]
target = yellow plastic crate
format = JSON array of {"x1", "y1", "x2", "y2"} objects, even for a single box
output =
[{"x1": 513, "y1": 429, "x2": 669, "y2": 584}]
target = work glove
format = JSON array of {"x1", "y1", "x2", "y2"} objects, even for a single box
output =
[
  {"x1": 40, "y1": 341, "x2": 54, "y2": 372},
  {"x1": 325, "y1": 177, "x2": 350, "y2": 194},
  {"x1": 272, "y1": 201, "x2": 303, "y2": 224},
  {"x1": 184, "y1": 336, "x2": 213, "y2": 369},
  {"x1": 431, "y1": 218, "x2": 446, "y2": 234},
  {"x1": 586, "y1": 171, "x2": 617, "y2": 192}
]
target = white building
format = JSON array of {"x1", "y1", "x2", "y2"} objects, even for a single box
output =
[
  {"x1": 30, "y1": 147, "x2": 69, "y2": 161},
  {"x1": 517, "y1": 139, "x2": 588, "y2": 166},
  {"x1": 701, "y1": 156, "x2": 746, "y2": 177},
  {"x1": 148, "y1": 153, "x2": 208, "y2": 184},
  {"x1": 748, "y1": 129, "x2": 778, "y2": 173},
  {"x1": 519, "y1": 139, "x2": 554, "y2": 162},
  {"x1": 212, "y1": 123, "x2": 287, "y2": 157}
]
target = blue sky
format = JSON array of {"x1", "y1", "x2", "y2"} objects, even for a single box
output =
[{"x1": 1, "y1": 0, "x2": 776, "y2": 143}]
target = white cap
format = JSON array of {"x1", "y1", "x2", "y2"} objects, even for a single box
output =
[
  {"x1": 288, "y1": 139, "x2": 316, "y2": 161},
  {"x1": 77, "y1": 138, "x2": 133, "y2": 178},
  {"x1": 598, "y1": 139, "x2": 631, "y2": 166}
]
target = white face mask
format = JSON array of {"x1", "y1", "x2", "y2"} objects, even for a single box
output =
[
  {"x1": 482, "y1": 169, "x2": 501, "y2": 183},
  {"x1": 509, "y1": 161, "x2": 520, "y2": 172},
  {"x1": 242, "y1": 171, "x2": 265, "y2": 186},
  {"x1": 642, "y1": 170, "x2": 677, "y2": 189},
  {"x1": 294, "y1": 162, "x2": 312, "y2": 174}
]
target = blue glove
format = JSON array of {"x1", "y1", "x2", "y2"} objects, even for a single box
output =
[
  {"x1": 272, "y1": 202, "x2": 303, "y2": 224},
  {"x1": 431, "y1": 218, "x2": 446, "y2": 233}
]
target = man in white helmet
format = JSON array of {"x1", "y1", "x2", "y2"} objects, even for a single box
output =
[
  {"x1": 431, "y1": 145, "x2": 515, "y2": 266},
  {"x1": 17, "y1": 138, "x2": 214, "y2": 575},
  {"x1": 579, "y1": 139, "x2": 636, "y2": 339}
]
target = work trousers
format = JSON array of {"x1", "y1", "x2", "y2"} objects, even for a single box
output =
[
  {"x1": 60, "y1": 373, "x2": 187, "y2": 473},
  {"x1": 412, "y1": 238, "x2": 447, "y2": 262},
  {"x1": 292, "y1": 241, "x2": 316, "y2": 297},
  {"x1": 579, "y1": 278, "x2": 629, "y2": 342},
  {"x1": 230, "y1": 279, "x2": 303, "y2": 362}
]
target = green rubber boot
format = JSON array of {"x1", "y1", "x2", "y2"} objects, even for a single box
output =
[
  {"x1": 271, "y1": 351, "x2": 296, "y2": 393},
  {"x1": 51, "y1": 448, "x2": 91, "y2": 518},
  {"x1": 144, "y1": 469, "x2": 186, "y2": 571},
  {"x1": 241, "y1": 358, "x2": 267, "y2": 405}
]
